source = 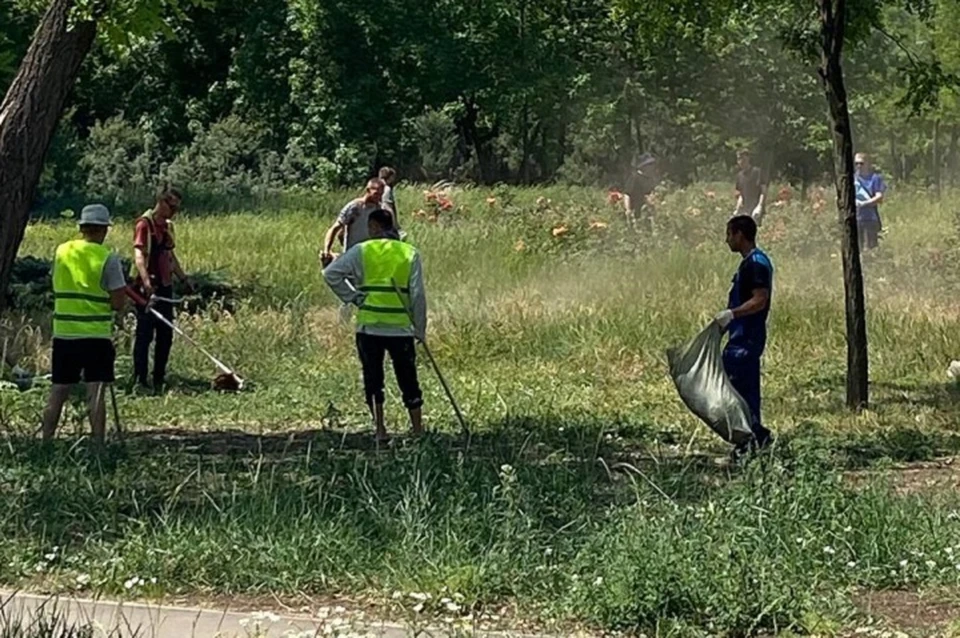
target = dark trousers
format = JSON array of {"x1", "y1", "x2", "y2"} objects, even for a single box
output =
[
  {"x1": 722, "y1": 343, "x2": 772, "y2": 442},
  {"x1": 133, "y1": 285, "x2": 174, "y2": 386},
  {"x1": 859, "y1": 220, "x2": 880, "y2": 250},
  {"x1": 356, "y1": 333, "x2": 423, "y2": 409}
]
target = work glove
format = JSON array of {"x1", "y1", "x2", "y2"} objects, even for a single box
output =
[{"x1": 714, "y1": 309, "x2": 735, "y2": 330}]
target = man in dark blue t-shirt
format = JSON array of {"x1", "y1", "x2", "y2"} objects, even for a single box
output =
[{"x1": 714, "y1": 215, "x2": 774, "y2": 454}]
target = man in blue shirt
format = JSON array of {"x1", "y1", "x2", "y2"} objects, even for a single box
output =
[
  {"x1": 854, "y1": 152, "x2": 886, "y2": 250},
  {"x1": 715, "y1": 215, "x2": 774, "y2": 455}
]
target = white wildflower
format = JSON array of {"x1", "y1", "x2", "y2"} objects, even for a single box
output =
[
  {"x1": 593, "y1": 576, "x2": 604, "y2": 586},
  {"x1": 823, "y1": 546, "x2": 836, "y2": 555},
  {"x1": 123, "y1": 577, "x2": 139, "y2": 590},
  {"x1": 847, "y1": 561, "x2": 857, "y2": 569},
  {"x1": 899, "y1": 560, "x2": 909, "y2": 568}
]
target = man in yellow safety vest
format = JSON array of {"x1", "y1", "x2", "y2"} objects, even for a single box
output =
[
  {"x1": 322, "y1": 208, "x2": 427, "y2": 443},
  {"x1": 42, "y1": 204, "x2": 128, "y2": 446}
]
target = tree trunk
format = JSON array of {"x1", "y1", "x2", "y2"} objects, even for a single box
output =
[
  {"x1": 948, "y1": 124, "x2": 959, "y2": 188},
  {"x1": 818, "y1": 0, "x2": 869, "y2": 411},
  {"x1": 933, "y1": 118, "x2": 942, "y2": 198},
  {"x1": 0, "y1": 0, "x2": 97, "y2": 310}
]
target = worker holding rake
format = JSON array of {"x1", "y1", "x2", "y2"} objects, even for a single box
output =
[
  {"x1": 323, "y1": 208, "x2": 426, "y2": 443},
  {"x1": 42, "y1": 205, "x2": 128, "y2": 447}
]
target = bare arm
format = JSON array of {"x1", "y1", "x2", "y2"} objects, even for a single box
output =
[
  {"x1": 171, "y1": 251, "x2": 187, "y2": 281},
  {"x1": 323, "y1": 221, "x2": 346, "y2": 255},
  {"x1": 730, "y1": 288, "x2": 770, "y2": 319},
  {"x1": 134, "y1": 247, "x2": 151, "y2": 287},
  {"x1": 109, "y1": 289, "x2": 127, "y2": 312}
]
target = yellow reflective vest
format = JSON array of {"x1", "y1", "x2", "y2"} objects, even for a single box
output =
[
  {"x1": 52, "y1": 240, "x2": 113, "y2": 339},
  {"x1": 356, "y1": 239, "x2": 416, "y2": 329}
]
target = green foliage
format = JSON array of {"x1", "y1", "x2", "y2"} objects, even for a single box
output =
[
  {"x1": 410, "y1": 107, "x2": 459, "y2": 181},
  {"x1": 80, "y1": 117, "x2": 160, "y2": 206}
]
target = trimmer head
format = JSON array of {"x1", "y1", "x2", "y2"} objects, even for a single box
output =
[{"x1": 212, "y1": 372, "x2": 244, "y2": 392}]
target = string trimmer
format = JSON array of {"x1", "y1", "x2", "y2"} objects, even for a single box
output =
[{"x1": 125, "y1": 287, "x2": 244, "y2": 391}]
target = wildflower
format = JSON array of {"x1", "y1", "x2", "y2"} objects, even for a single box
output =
[
  {"x1": 124, "y1": 577, "x2": 139, "y2": 590},
  {"x1": 593, "y1": 576, "x2": 604, "y2": 586},
  {"x1": 847, "y1": 561, "x2": 857, "y2": 569},
  {"x1": 900, "y1": 560, "x2": 909, "y2": 568},
  {"x1": 823, "y1": 546, "x2": 836, "y2": 555}
]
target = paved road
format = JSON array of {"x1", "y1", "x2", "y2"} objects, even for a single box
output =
[{"x1": 0, "y1": 590, "x2": 546, "y2": 637}]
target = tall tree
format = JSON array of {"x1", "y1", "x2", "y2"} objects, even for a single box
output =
[
  {"x1": 819, "y1": 0, "x2": 869, "y2": 409},
  {"x1": 0, "y1": 0, "x2": 98, "y2": 311}
]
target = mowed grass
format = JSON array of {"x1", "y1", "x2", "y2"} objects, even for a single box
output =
[{"x1": 2, "y1": 184, "x2": 960, "y2": 635}]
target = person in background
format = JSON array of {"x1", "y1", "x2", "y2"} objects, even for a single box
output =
[
  {"x1": 622, "y1": 153, "x2": 658, "y2": 229},
  {"x1": 854, "y1": 152, "x2": 887, "y2": 251},
  {"x1": 132, "y1": 187, "x2": 192, "y2": 393},
  {"x1": 322, "y1": 208, "x2": 426, "y2": 443},
  {"x1": 379, "y1": 166, "x2": 399, "y2": 224},
  {"x1": 714, "y1": 215, "x2": 774, "y2": 458},
  {"x1": 321, "y1": 178, "x2": 386, "y2": 266},
  {"x1": 734, "y1": 150, "x2": 767, "y2": 224},
  {"x1": 43, "y1": 205, "x2": 127, "y2": 447}
]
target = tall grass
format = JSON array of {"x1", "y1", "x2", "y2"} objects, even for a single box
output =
[{"x1": 3, "y1": 183, "x2": 960, "y2": 634}]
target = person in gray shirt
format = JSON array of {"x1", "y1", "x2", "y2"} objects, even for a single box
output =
[{"x1": 320, "y1": 178, "x2": 386, "y2": 264}]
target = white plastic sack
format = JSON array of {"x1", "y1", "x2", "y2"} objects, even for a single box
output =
[{"x1": 666, "y1": 322, "x2": 754, "y2": 445}]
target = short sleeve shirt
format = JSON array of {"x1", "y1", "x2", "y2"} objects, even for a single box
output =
[
  {"x1": 337, "y1": 199, "x2": 379, "y2": 249},
  {"x1": 133, "y1": 215, "x2": 175, "y2": 286},
  {"x1": 727, "y1": 248, "x2": 773, "y2": 352},
  {"x1": 100, "y1": 253, "x2": 126, "y2": 292},
  {"x1": 736, "y1": 167, "x2": 766, "y2": 212},
  {"x1": 855, "y1": 172, "x2": 886, "y2": 223}
]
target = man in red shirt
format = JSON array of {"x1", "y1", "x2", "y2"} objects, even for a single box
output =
[{"x1": 131, "y1": 187, "x2": 191, "y2": 392}]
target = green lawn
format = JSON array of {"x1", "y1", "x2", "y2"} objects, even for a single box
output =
[{"x1": 2, "y1": 184, "x2": 960, "y2": 636}]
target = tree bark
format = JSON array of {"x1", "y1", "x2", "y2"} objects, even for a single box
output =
[
  {"x1": 818, "y1": 0, "x2": 869, "y2": 411},
  {"x1": 0, "y1": 0, "x2": 97, "y2": 309},
  {"x1": 948, "y1": 123, "x2": 959, "y2": 188},
  {"x1": 933, "y1": 118, "x2": 941, "y2": 198}
]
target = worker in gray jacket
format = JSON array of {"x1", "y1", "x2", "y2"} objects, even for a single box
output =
[{"x1": 322, "y1": 208, "x2": 427, "y2": 443}]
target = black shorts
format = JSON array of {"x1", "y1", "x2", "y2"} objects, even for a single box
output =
[{"x1": 51, "y1": 338, "x2": 116, "y2": 385}]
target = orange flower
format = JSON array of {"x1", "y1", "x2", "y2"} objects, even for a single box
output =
[{"x1": 551, "y1": 224, "x2": 569, "y2": 237}]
